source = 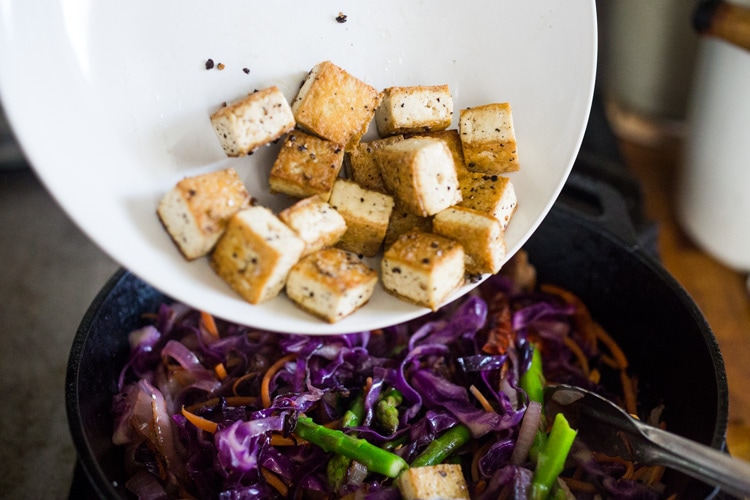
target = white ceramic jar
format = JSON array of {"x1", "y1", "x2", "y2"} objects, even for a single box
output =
[{"x1": 678, "y1": 3, "x2": 750, "y2": 273}]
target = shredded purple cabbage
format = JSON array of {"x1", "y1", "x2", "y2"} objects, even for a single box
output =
[{"x1": 111, "y1": 274, "x2": 667, "y2": 499}]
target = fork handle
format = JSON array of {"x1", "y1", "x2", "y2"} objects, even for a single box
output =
[{"x1": 642, "y1": 425, "x2": 750, "y2": 498}]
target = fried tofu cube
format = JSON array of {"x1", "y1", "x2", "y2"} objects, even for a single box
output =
[
  {"x1": 407, "y1": 129, "x2": 468, "y2": 176},
  {"x1": 376, "y1": 136, "x2": 462, "y2": 217},
  {"x1": 328, "y1": 179, "x2": 394, "y2": 257},
  {"x1": 269, "y1": 130, "x2": 345, "y2": 200},
  {"x1": 397, "y1": 464, "x2": 471, "y2": 500},
  {"x1": 210, "y1": 86, "x2": 295, "y2": 157},
  {"x1": 384, "y1": 200, "x2": 433, "y2": 250},
  {"x1": 291, "y1": 61, "x2": 382, "y2": 150},
  {"x1": 375, "y1": 84, "x2": 453, "y2": 137},
  {"x1": 157, "y1": 168, "x2": 251, "y2": 260},
  {"x1": 343, "y1": 135, "x2": 404, "y2": 193},
  {"x1": 210, "y1": 206, "x2": 305, "y2": 304},
  {"x1": 278, "y1": 196, "x2": 347, "y2": 256},
  {"x1": 433, "y1": 205, "x2": 506, "y2": 275},
  {"x1": 458, "y1": 173, "x2": 518, "y2": 230},
  {"x1": 381, "y1": 231, "x2": 464, "y2": 311},
  {"x1": 286, "y1": 248, "x2": 378, "y2": 322},
  {"x1": 459, "y1": 102, "x2": 519, "y2": 173}
]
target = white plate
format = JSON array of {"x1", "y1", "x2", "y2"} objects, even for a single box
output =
[{"x1": 0, "y1": 1, "x2": 596, "y2": 334}]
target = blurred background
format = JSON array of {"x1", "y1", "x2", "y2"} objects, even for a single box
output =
[
  {"x1": 596, "y1": 0, "x2": 750, "y2": 462},
  {"x1": 0, "y1": 0, "x2": 749, "y2": 497}
]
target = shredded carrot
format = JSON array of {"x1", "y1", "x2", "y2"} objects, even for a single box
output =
[
  {"x1": 594, "y1": 323, "x2": 629, "y2": 370},
  {"x1": 261, "y1": 467, "x2": 289, "y2": 497},
  {"x1": 593, "y1": 452, "x2": 622, "y2": 463},
  {"x1": 620, "y1": 370, "x2": 638, "y2": 415},
  {"x1": 200, "y1": 311, "x2": 220, "y2": 338},
  {"x1": 214, "y1": 363, "x2": 228, "y2": 380},
  {"x1": 539, "y1": 283, "x2": 598, "y2": 350},
  {"x1": 561, "y1": 477, "x2": 598, "y2": 493},
  {"x1": 222, "y1": 396, "x2": 257, "y2": 408},
  {"x1": 600, "y1": 353, "x2": 619, "y2": 369},
  {"x1": 360, "y1": 376, "x2": 374, "y2": 413},
  {"x1": 593, "y1": 453, "x2": 635, "y2": 480},
  {"x1": 470, "y1": 449, "x2": 481, "y2": 483},
  {"x1": 593, "y1": 452, "x2": 635, "y2": 479},
  {"x1": 588, "y1": 368, "x2": 601, "y2": 384},
  {"x1": 562, "y1": 336, "x2": 590, "y2": 376},
  {"x1": 646, "y1": 464, "x2": 667, "y2": 485},
  {"x1": 539, "y1": 283, "x2": 581, "y2": 304},
  {"x1": 232, "y1": 372, "x2": 255, "y2": 396},
  {"x1": 471, "y1": 441, "x2": 494, "y2": 483},
  {"x1": 261, "y1": 354, "x2": 296, "y2": 408},
  {"x1": 622, "y1": 459, "x2": 636, "y2": 479},
  {"x1": 270, "y1": 433, "x2": 308, "y2": 446},
  {"x1": 151, "y1": 444, "x2": 168, "y2": 481},
  {"x1": 473, "y1": 479, "x2": 487, "y2": 496},
  {"x1": 181, "y1": 406, "x2": 218, "y2": 434},
  {"x1": 469, "y1": 384, "x2": 494, "y2": 412},
  {"x1": 185, "y1": 396, "x2": 257, "y2": 412},
  {"x1": 630, "y1": 464, "x2": 651, "y2": 481},
  {"x1": 324, "y1": 418, "x2": 342, "y2": 429}
]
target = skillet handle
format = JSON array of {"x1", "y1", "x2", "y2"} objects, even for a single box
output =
[
  {"x1": 694, "y1": 0, "x2": 750, "y2": 52},
  {"x1": 558, "y1": 172, "x2": 642, "y2": 250},
  {"x1": 640, "y1": 424, "x2": 750, "y2": 498}
]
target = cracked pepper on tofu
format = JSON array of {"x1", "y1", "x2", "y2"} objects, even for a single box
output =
[
  {"x1": 328, "y1": 179, "x2": 394, "y2": 257},
  {"x1": 375, "y1": 84, "x2": 453, "y2": 137},
  {"x1": 433, "y1": 205, "x2": 506, "y2": 275},
  {"x1": 157, "y1": 167, "x2": 251, "y2": 260},
  {"x1": 269, "y1": 130, "x2": 345, "y2": 201},
  {"x1": 343, "y1": 135, "x2": 404, "y2": 193},
  {"x1": 375, "y1": 136, "x2": 462, "y2": 217},
  {"x1": 158, "y1": 59, "x2": 523, "y2": 318},
  {"x1": 407, "y1": 129, "x2": 467, "y2": 175},
  {"x1": 381, "y1": 230, "x2": 465, "y2": 311},
  {"x1": 210, "y1": 86, "x2": 295, "y2": 157},
  {"x1": 285, "y1": 248, "x2": 378, "y2": 323},
  {"x1": 457, "y1": 172, "x2": 518, "y2": 230},
  {"x1": 397, "y1": 464, "x2": 471, "y2": 500},
  {"x1": 384, "y1": 200, "x2": 433, "y2": 250},
  {"x1": 459, "y1": 102, "x2": 519, "y2": 173},
  {"x1": 291, "y1": 60, "x2": 382, "y2": 150},
  {"x1": 278, "y1": 196, "x2": 347, "y2": 257},
  {"x1": 210, "y1": 206, "x2": 305, "y2": 304}
]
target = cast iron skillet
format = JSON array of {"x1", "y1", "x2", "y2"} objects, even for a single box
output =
[{"x1": 65, "y1": 174, "x2": 729, "y2": 499}]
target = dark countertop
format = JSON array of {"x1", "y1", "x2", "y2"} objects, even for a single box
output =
[{"x1": 0, "y1": 167, "x2": 118, "y2": 498}]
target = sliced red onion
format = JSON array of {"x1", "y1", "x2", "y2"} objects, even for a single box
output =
[{"x1": 510, "y1": 400, "x2": 542, "y2": 465}]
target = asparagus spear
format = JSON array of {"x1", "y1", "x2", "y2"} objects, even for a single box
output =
[
  {"x1": 410, "y1": 424, "x2": 472, "y2": 468},
  {"x1": 520, "y1": 344, "x2": 547, "y2": 461},
  {"x1": 294, "y1": 416, "x2": 409, "y2": 478},
  {"x1": 383, "y1": 433, "x2": 408, "y2": 451},
  {"x1": 375, "y1": 388, "x2": 404, "y2": 434},
  {"x1": 341, "y1": 394, "x2": 366, "y2": 429},
  {"x1": 529, "y1": 412, "x2": 577, "y2": 500},
  {"x1": 520, "y1": 344, "x2": 545, "y2": 405},
  {"x1": 327, "y1": 395, "x2": 366, "y2": 490}
]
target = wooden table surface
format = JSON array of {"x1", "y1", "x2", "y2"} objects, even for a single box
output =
[{"x1": 614, "y1": 128, "x2": 750, "y2": 461}]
